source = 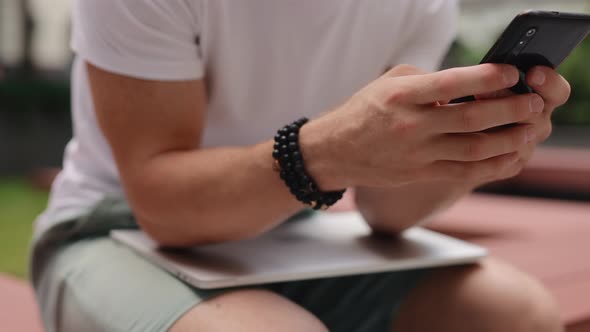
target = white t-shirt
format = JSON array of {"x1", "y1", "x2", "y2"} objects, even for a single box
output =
[{"x1": 34, "y1": 0, "x2": 458, "y2": 238}]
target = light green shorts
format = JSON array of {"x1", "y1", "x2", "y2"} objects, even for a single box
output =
[{"x1": 31, "y1": 198, "x2": 427, "y2": 332}]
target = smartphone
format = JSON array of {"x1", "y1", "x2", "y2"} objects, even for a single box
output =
[{"x1": 452, "y1": 10, "x2": 590, "y2": 103}]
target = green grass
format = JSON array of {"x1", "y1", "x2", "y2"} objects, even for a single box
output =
[{"x1": 0, "y1": 177, "x2": 49, "y2": 279}]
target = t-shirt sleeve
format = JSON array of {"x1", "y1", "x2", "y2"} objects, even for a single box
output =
[
  {"x1": 72, "y1": 0, "x2": 203, "y2": 81},
  {"x1": 391, "y1": 0, "x2": 459, "y2": 72}
]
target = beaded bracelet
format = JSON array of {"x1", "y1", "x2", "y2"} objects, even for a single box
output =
[{"x1": 272, "y1": 117, "x2": 346, "y2": 210}]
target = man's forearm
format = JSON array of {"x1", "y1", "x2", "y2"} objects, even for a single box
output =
[
  {"x1": 354, "y1": 181, "x2": 475, "y2": 235},
  {"x1": 126, "y1": 140, "x2": 305, "y2": 247}
]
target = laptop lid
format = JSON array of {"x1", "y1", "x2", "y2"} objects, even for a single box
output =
[{"x1": 111, "y1": 211, "x2": 487, "y2": 289}]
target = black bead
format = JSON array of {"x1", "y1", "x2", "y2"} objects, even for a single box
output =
[
  {"x1": 300, "y1": 174, "x2": 310, "y2": 184},
  {"x1": 309, "y1": 182, "x2": 318, "y2": 192},
  {"x1": 273, "y1": 118, "x2": 343, "y2": 209},
  {"x1": 294, "y1": 162, "x2": 303, "y2": 172},
  {"x1": 296, "y1": 118, "x2": 308, "y2": 126}
]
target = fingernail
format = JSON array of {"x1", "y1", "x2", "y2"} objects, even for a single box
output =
[
  {"x1": 526, "y1": 127, "x2": 537, "y2": 143},
  {"x1": 531, "y1": 69, "x2": 546, "y2": 86},
  {"x1": 530, "y1": 95, "x2": 545, "y2": 113},
  {"x1": 504, "y1": 68, "x2": 519, "y2": 85}
]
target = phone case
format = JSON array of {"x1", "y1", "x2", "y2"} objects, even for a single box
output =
[{"x1": 482, "y1": 10, "x2": 590, "y2": 94}]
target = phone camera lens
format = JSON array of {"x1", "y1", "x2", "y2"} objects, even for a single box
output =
[{"x1": 526, "y1": 28, "x2": 537, "y2": 37}]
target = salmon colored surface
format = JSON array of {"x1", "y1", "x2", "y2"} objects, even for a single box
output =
[
  {"x1": 2, "y1": 193, "x2": 589, "y2": 331},
  {"x1": 505, "y1": 147, "x2": 590, "y2": 194},
  {"x1": 0, "y1": 273, "x2": 42, "y2": 332}
]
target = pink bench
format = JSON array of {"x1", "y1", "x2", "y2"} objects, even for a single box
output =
[
  {"x1": 0, "y1": 274, "x2": 43, "y2": 332},
  {"x1": 4, "y1": 192, "x2": 590, "y2": 332}
]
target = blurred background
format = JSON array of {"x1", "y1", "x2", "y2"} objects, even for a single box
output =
[{"x1": 0, "y1": 0, "x2": 589, "y2": 279}]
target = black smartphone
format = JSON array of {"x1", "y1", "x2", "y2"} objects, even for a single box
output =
[{"x1": 452, "y1": 10, "x2": 590, "y2": 103}]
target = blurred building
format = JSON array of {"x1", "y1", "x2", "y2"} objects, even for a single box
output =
[
  {"x1": 0, "y1": 0, "x2": 72, "y2": 72},
  {"x1": 0, "y1": 0, "x2": 589, "y2": 174},
  {"x1": 2, "y1": 0, "x2": 589, "y2": 71}
]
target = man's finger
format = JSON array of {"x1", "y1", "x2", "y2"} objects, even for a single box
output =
[
  {"x1": 476, "y1": 89, "x2": 513, "y2": 100},
  {"x1": 426, "y1": 124, "x2": 534, "y2": 162},
  {"x1": 390, "y1": 64, "x2": 520, "y2": 105},
  {"x1": 383, "y1": 64, "x2": 428, "y2": 78},
  {"x1": 527, "y1": 66, "x2": 571, "y2": 107},
  {"x1": 426, "y1": 152, "x2": 520, "y2": 183},
  {"x1": 423, "y1": 93, "x2": 544, "y2": 133}
]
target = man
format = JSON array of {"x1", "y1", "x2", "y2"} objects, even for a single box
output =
[{"x1": 32, "y1": 1, "x2": 570, "y2": 331}]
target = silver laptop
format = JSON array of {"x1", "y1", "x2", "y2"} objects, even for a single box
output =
[{"x1": 111, "y1": 211, "x2": 486, "y2": 289}]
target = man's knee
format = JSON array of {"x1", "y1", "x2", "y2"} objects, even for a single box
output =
[
  {"x1": 394, "y1": 258, "x2": 563, "y2": 332},
  {"x1": 488, "y1": 262, "x2": 563, "y2": 332},
  {"x1": 446, "y1": 259, "x2": 563, "y2": 332},
  {"x1": 170, "y1": 289, "x2": 329, "y2": 332}
]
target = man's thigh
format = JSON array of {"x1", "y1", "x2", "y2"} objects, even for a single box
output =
[
  {"x1": 36, "y1": 236, "x2": 430, "y2": 332},
  {"x1": 37, "y1": 238, "x2": 216, "y2": 332}
]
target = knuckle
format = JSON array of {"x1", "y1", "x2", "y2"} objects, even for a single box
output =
[
  {"x1": 465, "y1": 135, "x2": 487, "y2": 160},
  {"x1": 464, "y1": 163, "x2": 482, "y2": 182},
  {"x1": 492, "y1": 156, "x2": 508, "y2": 174},
  {"x1": 480, "y1": 64, "x2": 506, "y2": 88},
  {"x1": 432, "y1": 74, "x2": 456, "y2": 98},
  {"x1": 390, "y1": 64, "x2": 422, "y2": 76},
  {"x1": 560, "y1": 80, "x2": 572, "y2": 105},
  {"x1": 404, "y1": 147, "x2": 423, "y2": 164},
  {"x1": 385, "y1": 84, "x2": 412, "y2": 105},
  {"x1": 542, "y1": 122, "x2": 553, "y2": 141},
  {"x1": 391, "y1": 116, "x2": 420, "y2": 139},
  {"x1": 461, "y1": 108, "x2": 480, "y2": 132},
  {"x1": 516, "y1": 96, "x2": 533, "y2": 118},
  {"x1": 483, "y1": 68, "x2": 501, "y2": 87},
  {"x1": 507, "y1": 161, "x2": 525, "y2": 179},
  {"x1": 513, "y1": 162, "x2": 525, "y2": 176},
  {"x1": 511, "y1": 128, "x2": 526, "y2": 149}
]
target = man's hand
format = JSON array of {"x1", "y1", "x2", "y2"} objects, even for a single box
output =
[
  {"x1": 350, "y1": 65, "x2": 571, "y2": 235},
  {"x1": 300, "y1": 63, "x2": 553, "y2": 191},
  {"x1": 471, "y1": 65, "x2": 571, "y2": 185},
  {"x1": 512, "y1": 66, "x2": 571, "y2": 172}
]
